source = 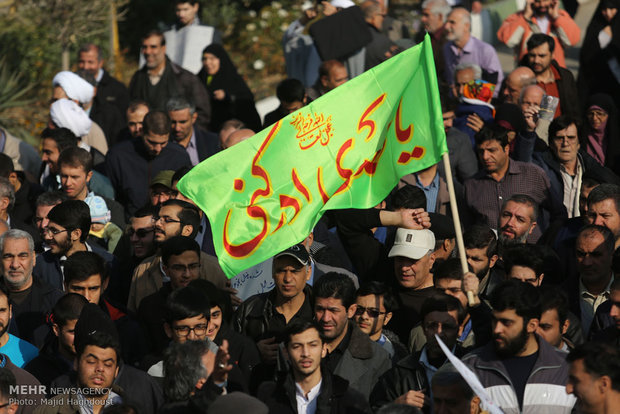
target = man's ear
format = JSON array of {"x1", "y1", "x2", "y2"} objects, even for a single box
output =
[
  {"x1": 181, "y1": 224, "x2": 194, "y2": 237},
  {"x1": 191, "y1": 112, "x2": 198, "y2": 124},
  {"x1": 526, "y1": 318, "x2": 539, "y2": 333},
  {"x1": 347, "y1": 304, "x2": 357, "y2": 319},
  {"x1": 383, "y1": 311, "x2": 393, "y2": 326},
  {"x1": 489, "y1": 254, "x2": 499, "y2": 269},
  {"x1": 164, "y1": 322, "x2": 173, "y2": 339},
  {"x1": 52, "y1": 323, "x2": 60, "y2": 337},
  {"x1": 85, "y1": 171, "x2": 93, "y2": 184},
  {"x1": 561, "y1": 317, "x2": 570, "y2": 335},
  {"x1": 71, "y1": 228, "x2": 82, "y2": 242},
  {"x1": 528, "y1": 221, "x2": 537, "y2": 235},
  {"x1": 102, "y1": 276, "x2": 109, "y2": 291},
  {"x1": 321, "y1": 343, "x2": 327, "y2": 358}
]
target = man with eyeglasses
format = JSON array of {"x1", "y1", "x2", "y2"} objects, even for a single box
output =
[
  {"x1": 33, "y1": 200, "x2": 116, "y2": 292},
  {"x1": 138, "y1": 236, "x2": 203, "y2": 357},
  {"x1": 127, "y1": 199, "x2": 227, "y2": 312},
  {"x1": 106, "y1": 110, "x2": 191, "y2": 216},
  {"x1": 370, "y1": 293, "x2": 465, "y2": 411},
  {"x1": 353, "y1": 281, "x2": 407, "y2": 362}
]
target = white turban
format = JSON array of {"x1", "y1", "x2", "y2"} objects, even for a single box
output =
[
  {"x1": 330, "y1": 0, "x2": 355, "y2": 8},
  {"x1": 50, "y1": 99, "x2": 92, "y2": 138},
  {"x1": 52, "y1": 71, "x2": 94, "y2": 105}
]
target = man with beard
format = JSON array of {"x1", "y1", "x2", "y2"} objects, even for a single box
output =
[
  {"x1": 525, "y1": 34, "x2": 579, "y2": 118},
  {"x1": 127, "y1": 199, "x2": 227, "y2": 312},
  {"x1": 32, "y1": 200, "x2": 116, "y2": 292},
  {"x1": 498, "y1": 0, "x2": 580, "y2": 67},
  {"x1": 591, "y1": 278, "x2": 620, "y2": 346},
  {"x1": 463, "y1": 225, "x2": 502, "y2": 303},
  {"x1": 0, "y1": 230, "x2": 62, "y2": 348},
  {"x1": 498, "y1": 194, "x2": 538, "y2": 245},
  {"x1": 462, "y1": 280, "x2": 576, "y2": 413},
  {"x1": 370, "y1": 293, "x2": 465, "y2": 411},
  {"x1": 442, "y1": 7, "x2": 503, "y2": 87},
  {"x1": 564, "y1": 225, "x2": 615, "y2": 336},
  {"x1": 0, "y1": 282, "x2": 38, "y2": 368},
  {"x1": 415, "y1": 0, "x2": 451, "y2": 79},
  {"x1": 566, "y1": 343, "x2": 620, "y2": 414}
]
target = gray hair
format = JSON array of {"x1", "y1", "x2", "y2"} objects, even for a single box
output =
[
  {"x1": 163, "y1": 340, "x2": 210, "y2": 402},
  {"x1": 0, "y1": 229, "x2": 35, "y2": 254},
  {"x1": 454, "y1": 62, "x2": 482, "y2": 81},
  {"x1": 422, "y1": 0, "x2": 451, "y2": 23},
  {"x1": 166, "y1": 97, "x2": 196, "y2": 115},
  {"x1": 518, "y1": 84, "x2": 544, "y2": 105},
  {"x1": 0, "y1": 178, "x2": 15, "y2": 212},
  {"x1": 450, "y1": 6, "x2": 471, "y2": 27}
]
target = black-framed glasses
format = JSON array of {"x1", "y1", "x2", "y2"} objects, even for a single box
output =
[
  {"x1": 127, "y1": 227, "x2": 154, "y2": 238},
  {"x1": 153, "y1": 215, "x2": 182, "y2": 224},
  {"x1": 173, "y1": 324, "x2": 207, "y2": 337},
  {"x1": 43, "y1": 226, "x2": 68, "y2": 236},
  {"x1": 355, "y1": 306, "x2": 386, "y2": 318}
]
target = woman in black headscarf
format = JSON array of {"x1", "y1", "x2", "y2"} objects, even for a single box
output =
[
  {"x1": 578, "y1": 0, "x2": 620, "y2": 109},
  {"x1": 197, "y1": 44, "x2": 262, "y2": 132},
  {"x1": 581, "y1": 93, "x2": 620, "y2": 175}
]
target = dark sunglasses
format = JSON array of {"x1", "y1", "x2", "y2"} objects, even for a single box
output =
[{"x1": 354, "y1": 306, "x2": 386, "y2": 318}]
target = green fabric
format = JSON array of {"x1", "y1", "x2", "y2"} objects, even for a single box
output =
[{"x1": 178, "y1": 35, "x2": 448, "y2": 278}]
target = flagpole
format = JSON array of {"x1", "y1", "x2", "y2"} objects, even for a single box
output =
[{"x1": 441, "y1": 152, "x2": 475, "y2": 305}]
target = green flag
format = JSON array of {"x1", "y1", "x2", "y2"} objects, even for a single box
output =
[{"x1": 177, "y1": 35, "x2": 447, "y2": 278}]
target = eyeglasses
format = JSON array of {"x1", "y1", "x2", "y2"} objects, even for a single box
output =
[
  {"x1": 151, "y1": 189, "x2": 178, "y2": 198},
  {"x1": 43, "y1": 226, "x2": 68, "y2": 236},
  {"x1": 355, "y1": 306, "x2": 387, "y2": 318},
  {"x1": 423, "y1": 321, "x2": 459, "y2": 332},
  {"x1": 127, "y1": 227, "x2": 154, "y2": 238},
  {"x1": 173, "y1": 324, "x2": 207, "y2": 337},
  {"x1": 169, "y1": 263, "x2": 201, "y2": 273},
  {"x1": 587, "y1": 110, "x2": 608, "y2": 119},
  {"x1": 153, "y1": 215, "x2": 182, "y2": 224}
]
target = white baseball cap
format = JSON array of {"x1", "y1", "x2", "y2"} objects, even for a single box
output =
[{"x1": 388, "y1": 228, "x2": 435, "y2": 260}]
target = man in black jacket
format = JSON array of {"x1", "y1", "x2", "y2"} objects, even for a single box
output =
[
  {"x1": 129, "y1": 30, "x2": 211, "y2": 131},
  {"x1": 525, "y1": 34, "x2": 579, "y2": 119},
  {"x1": 257, "y1": 320, "x2": 371, "y2": 414}
]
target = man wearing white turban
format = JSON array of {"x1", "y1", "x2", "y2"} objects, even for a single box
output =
[
  {"x1": 49, "y1": 99, "x2": 108, "y2": 156},
  {"x1": 52, "y1": 71, "x2": 95, "y2": 107}
]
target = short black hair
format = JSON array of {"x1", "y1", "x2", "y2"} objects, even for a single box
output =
[
  {"x1": 283, "y1": 320, "x2": 324, "y2": 347},
  {"x1": 64, "y1": 251, "x2": 107, "y2": 285},
  {"x1": 276, "y1": 78, "x2": 305, "y2": 104},
  {"x1": 392, "y1": 185, "x2": 427, "y2": 210},
  {"x1": 57, "y1": 147, "x2": 94, "y2": 173},
  {"x1": 75, "y1": 329, "x2": 121, "y2": 363},
  {"x1": 356, "y1": 281, "x2": 397, "y2": 313},
  {"x1": 132, "y1": 204, "x2": 158, "y2": 219},
  {"x1": 587, "y1": 184, "x2": 620, "y2": 213},
  {"x1": 142, "y1": 29, "x2": 165, "y2": 45},
  {"x1": 503, "y1": 244, "x2": 545, "y2": 278},
  {"x1": 164, "y1": 286, "x2": 211, "y2": 324},
  {"x1": 160, "y1": 199, "x2": 201, "y2": 238},
  {"x1": 463, "y1": 225, "x2": 497, "y2": 258},
  {"x1": 433, "y1": 258, "x2": 464, "y2": 284},
  {"x1": 527, "y1": 33, "x2": 555, "y2": 53},
  {"x1": 0, "y1": 367, "x2": 16, "y2": 401},
  {"x1": 189, "y1": 279, "x2": 232, "y2": 324},
  {"x1": 47, "y1": 200, "x2": 91, "y2": 243},
  {"x1": 490, "y1": 279, "x2": 541, "y2": 322},
  {"x1": 567, "y1": 342, "x2": 620, "y2": 392},
  {"x1": 549, "y1": 114, "x2": 580, "y2": 139},
  {"x1": 577, "y1": 224, "x2": 616, "y2": 256},
  {"x1": 41, "y1": 127, "x2": 78, "y2": 151},
  {"x1": 421, "y1": 293, "x2": 465, "y2": 324},
  {"x1": 51, "y1": 293, "x2": 89, "y2": 327},
  {"x1": 161, "y1": 236, "x2": 200, "y2": 266},
  {"x1": 143, "y1": 111, "x2": 171, "y2": 136},
  {"x1": 538, "y1": 285, "x2": 569, "y2": 325},
  {"x1": 313, "y1": 272, "x2": 356, "y2": 309},
  {"x1": 0, "y1": 154, "x2": 14, "y2": 178},
  {"x1": 475, "y1": 124, "x2": 509, "y2": 148}
]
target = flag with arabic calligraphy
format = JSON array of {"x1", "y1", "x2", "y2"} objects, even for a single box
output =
[{"x1": 177, "y1": 35, "x2": 447, "y2": 278}]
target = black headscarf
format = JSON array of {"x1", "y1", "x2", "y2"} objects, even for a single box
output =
[{"x1": 582, "y1": 93, "x2": 620, "y2": 174}]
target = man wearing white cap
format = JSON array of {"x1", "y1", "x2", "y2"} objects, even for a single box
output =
[{"x1": 387, "y1": 228, "x2": 439, "y2": 343}]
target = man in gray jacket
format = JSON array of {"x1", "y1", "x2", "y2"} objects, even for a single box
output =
[
  {"x1": 313, "y1": 272, "x2": 392, "y2": 400},
  {"x1": 462, "y1": 280, "x2": 576, "y2": 414}
]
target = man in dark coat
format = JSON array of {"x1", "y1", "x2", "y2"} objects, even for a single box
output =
[{"x1": 129, "y1": 30, "x2": 211, "y2": 131}]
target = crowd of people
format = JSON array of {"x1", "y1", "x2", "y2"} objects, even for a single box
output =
[{"x1": 0, "y1": 0, "x2": 619, "y2": 412}]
